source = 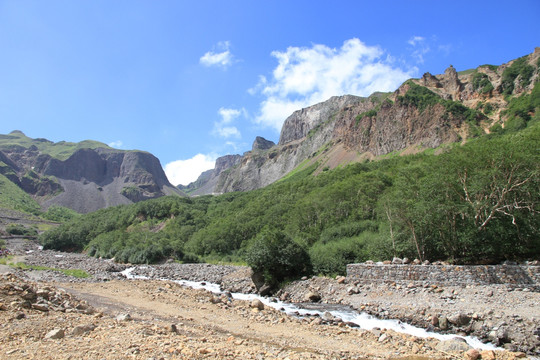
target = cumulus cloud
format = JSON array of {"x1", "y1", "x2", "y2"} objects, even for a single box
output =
[
  {"x1": 200, "y1": 41, "x2": 234, "y2": 68},
  {"x1": 213, "y1": 107, "x2": 245, "y2": 139},
  {"x1": 108, "y1": 140, "x2": 123, "y2": 148},
  {"x1": 164, "y1": 153, "x2": 218, "y2": 186},
  {"x1": 252, "y1": 38, "x2": 416, "y2": 131}
]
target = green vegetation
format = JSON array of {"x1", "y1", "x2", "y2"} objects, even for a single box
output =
[
  {"x1": 501, "y1": 81, "x2": 540, "y2": 131},
  {"x1": 355, "y1": 109, "x2": 378, "y2": 125},
  {"x1": 0, "y1": 174, "x2": 41, "y2": 214},
  {"x1": 0, "y1": 130, "x2": 111, "y2": 161},
  {"x1": 397, "y1": 82, "x2": 484, "y2": 136},
  {"x1": 472, "y1": 72, "x2": 494, "y2": 94},
  {"x1": 0, "y1": 257, "x2": 89, "y2": 278},
  {"x1": 39, "y1": 122, "x2": 539, "y2": 277},
  {"x1": 501, "y1": 56, "x2": 535, "y2": 95},
  {"x1": 6, "y1": 224, "x2": 38, "y2": 237},
  {"x1": 42, "y1": 206, "x2": 80, "y2": 222}
]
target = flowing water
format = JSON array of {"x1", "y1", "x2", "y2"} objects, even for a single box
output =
[{"x1": 121, "y1": 267, "x2": 500, "y2": 351}]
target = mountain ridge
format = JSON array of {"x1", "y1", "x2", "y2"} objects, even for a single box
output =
[
  {"x1": 0, "y1": 131, "x2": 183, "y2": 213},
  {"x1": 185, "y1": 48, "x2": 540, "y2": 195}
]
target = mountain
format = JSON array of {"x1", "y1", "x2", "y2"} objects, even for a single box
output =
[
  {"x1": 187, "y1": 48, "x2": 540, "y2": 195},
  {"x1": 0, "y1": 131, "x2": 183, "y2": 213}
]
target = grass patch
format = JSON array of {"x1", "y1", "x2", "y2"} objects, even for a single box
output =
[{"x1": 0, "y1": 258, "x2": 90, "y2": 278}]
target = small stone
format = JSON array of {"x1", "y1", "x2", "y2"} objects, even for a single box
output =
[
  {"x1": 45, "y1": 328, "x2": 65, "y2": 340},
  {"x1": 32, "y1": 303, "x2": 50, "y2": 312},
  {"x1": 465, "y1": 349, "x2": 480, "y2": 360},
  {"x1": 431, "y1": 315, "x2": 439, "y2": 327},
  {"x1": 378, "y1": 333, "x2": 388, "y2": 342},
  {"x1": 336, "y1": 276, "x2": 346, "y2": 284},
  {"x1": 480, "y1": 350, "x2": 496, "y2": 360},
  {"x1": 71, "y1": 324, "x2": 96, "y2": 336},
  {"x1": 13, "y1": 312, "x2": 25, "y2": 320},
  {"x1": 250, "y1": 299, "x2": 264, "y2": 310},
  {"x1": 116, "y1": 313, "x2": 132, "y2": 321},
  {"x1": 168, "y1": 324, "x2": 178, "y2": 333},
  {"x1": 392, "y1": 257, "x2": 403, "y2": 264}
]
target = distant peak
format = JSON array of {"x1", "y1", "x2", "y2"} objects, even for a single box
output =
[
  {"x1": 252, "y1": 136, "x2": 276, "y2": 151},
  {"x1": 9, "y1": 130, "x2": 25, "y2": 135}
]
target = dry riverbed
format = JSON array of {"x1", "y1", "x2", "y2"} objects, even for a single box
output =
[{"x1": 1, "y1": 237, "x2": 539, "y2": 359}]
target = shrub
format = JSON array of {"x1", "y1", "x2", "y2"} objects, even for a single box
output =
[
  {"x1": 6, "y1": 224, "x2": 38, "y2": 237},
  {"x1": 244, "y1": 229, "x2": 311, "y2": 286}
]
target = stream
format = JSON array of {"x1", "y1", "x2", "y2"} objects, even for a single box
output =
[{"x1": 121, "y1": 266, "x2": 500, "y2": 351}]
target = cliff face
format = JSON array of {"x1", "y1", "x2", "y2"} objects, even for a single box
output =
[
  {"x1": 188, "y1": 49, "x2": 539, "y2": 195},
  {"x1": 0, "y1": 132, "x2": 183, "y2": 213}
]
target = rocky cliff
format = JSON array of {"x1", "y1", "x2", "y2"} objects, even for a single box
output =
[
  {"x1": 188, "y1": 48, "x2": 540, "y2": 195},
  {"x1": 0, "y1": 131, "x2": 183, "y2": 213}
]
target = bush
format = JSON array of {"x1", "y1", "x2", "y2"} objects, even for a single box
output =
[
  {"x1": 244, "y1": 229, "x2": 311, "y2": 286},
  {"x1": 6, "y1": 224, "x2": 38, "y2": 237},
  {"x1": 472, "y1": 72, "x2": 494, "y2": 94}
]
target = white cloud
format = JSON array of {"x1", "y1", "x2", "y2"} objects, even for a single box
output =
[
  {"x1": 407, "y1": 36, "x2": 431, "y2": 64},
  {"x1": 200, "y1": 41, "x2": 234, "y2": 68},
  {"x1": 252, "y1": 38, "x2": 416, "y2": 131},
  {"x1": 164, "y1": 153, "x2": 217, "y2": 186},
  {"x1": 408, "y1": 36, "x2": 425, "y2": 46},
  {"x1": 213, "y1": 107, "x2": 245, "y2": 139},
  {"x1": 108, "y1": 140, "x2": 123, "y2": 148}
]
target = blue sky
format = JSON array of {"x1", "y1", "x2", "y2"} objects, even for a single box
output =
[{"x1": 0, "y1": 1, "x2": 538, "y2": 185}]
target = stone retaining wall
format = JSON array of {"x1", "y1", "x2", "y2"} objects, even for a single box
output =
[{"x1": 346, "y1": 264, "x2": 540, "y2": 286}]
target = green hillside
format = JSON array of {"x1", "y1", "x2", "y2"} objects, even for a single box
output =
[
  {"x1": 0, "y1": 130, "x2": 111, "y2": 161},
  {"x1": 0, "y1": 173, "x2": 41, "y2": 214},
  {"x1": 40, "y1": 121, "x2": 540, "y2": 282}
]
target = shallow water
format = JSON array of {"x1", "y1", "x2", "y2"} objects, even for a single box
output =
[{"x1": 121, "y1": 267, "x2": 500, "y2": 351}]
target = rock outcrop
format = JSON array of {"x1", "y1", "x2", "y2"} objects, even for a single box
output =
[{"x1": 186, "y1": 48, "x2": 539, "y2": 196}]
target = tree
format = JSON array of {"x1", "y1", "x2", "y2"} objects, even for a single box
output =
[{"x1": 244, "y1": 229, "x2": 311, "y2": 286}]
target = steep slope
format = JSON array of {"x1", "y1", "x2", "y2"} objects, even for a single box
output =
[
  {"x1": 188, "y1": 48, "x2": 540, "y2": 195},
  {"x1": 0, "y1": 131, "x2": 183, "y2": 213}
]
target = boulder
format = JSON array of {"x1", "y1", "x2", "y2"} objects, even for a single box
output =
[
  {"x1": 447, "y1": 313, "x2": 471, "y2": 326},
  {"x1": 436, "y1": 338, "x2": 470, "y2": 353},
  {"x1": 304, "y1": 291, "x2": 321, "y2": 302},
  {"x1": 250, "y1": 299, "x2": 264, "y2": 311},
  {"x1": 464, "y1": 349, "x2": 480, "y2": 360}
]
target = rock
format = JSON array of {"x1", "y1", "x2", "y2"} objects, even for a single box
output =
[
  {"x1": 336, "y1": 276, "x2": 346, "y2": 284},
  {"x1": 378, "y1": 333, "x2": 388, "y2": 342},
  {"x1": 392, "y1": 257, "x2": 403, "y2": 264},
  {"x1": 168, "y1": 324, "x2": 178, "y2": 334},
  {"x1": 71, "y1": 324, "x2": 96, "y2": 336},
  {"x1": 439, "y1": 316, "x2": 448, "y2": 330},
  {"x1": 32, "y1": 303, "x2": 50, "y2": 312},
  {"x1": 447, "y1": 313, "x2": 471, "y2": 326},
  {"x1": 464, "y1": 348, "x2": 480, "y2": 360},
  {"x1": 436, "y1": 338, "x2": 470, "y2": 353},
  {"x1": 480, "y1": 350, "x2": 496, "y2": 360},
  {"x1": 258, "y1": 284, "x2": 273, "y2": 297},
  {"x1": 347, "y1": 286, "x2": 359, "y2": 295},
  {"x1": 45, "y1": 328, "x2": 65, "y2": 340},
  {"x1": 431, "y1": 315, "x2": 439, "y2": 327},
  {"x1": 321, "y1": 312, "x2": 335, "y2": 322},
  {"x1": 250, "y1": 299, "x2": 264, "y2": 310},
  {"x1": 304, "y1": 291, "x2": 321, "y2": 302},
  {"x1": 402, "y1": 257, "x2": 411, "y2": 264},
  {"x1": 116, "y1": 313, "x2": 132, "y2": 321}
]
